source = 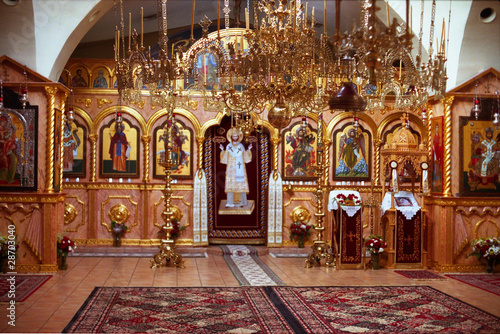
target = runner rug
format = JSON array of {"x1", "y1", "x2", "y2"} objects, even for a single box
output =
[
  {"x1": 394, "y1": 270, "x2": 447, "y2": 280},
  {"x1": 221, "y1": 245, "x2": 285, "y2": 286},
  {"x1": 446, "y1": 274, "x2": 500, "y2": 296},
  {"x1": 0, "y1": 274, "x2": 51, "y2": 302},
  {"x1": 63, "y1": 286, "x2": 500, "y2": 333}
]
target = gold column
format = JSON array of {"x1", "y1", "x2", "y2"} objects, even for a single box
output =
[
  {"x1": 89, "y1": 134, "x2": 98, "y2": 182},
  {"x1": 373, "y1": 139, "x2": 381, "y2": 186},
  {"x1": 323, "y1": 138, "x2": 331, "y2": 186},
  {"x1": 271, "y1": 137, "x2": 280, "y2": 171},
  {"x1": 142, "y1": 135, "x2": 151, "y2": 182},
  {"x1": 196, "y1": 135, "x2": 204, "y2": 170},
  {"x1": 427, "y1": 105, "x2": 434, "y2": 164},
  {"x1": 45, "y1": 86, "x2": 58, "y2": 193},
  {"x1": 59, "y1": 93, "x2": 68, "y2": 191},
  {"x1": 442, "y1": 96, "x2": 454, "y2": 197}
]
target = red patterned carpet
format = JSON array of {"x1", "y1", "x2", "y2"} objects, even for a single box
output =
[
  {"x1": 0, "y1": 275, "x2": 51, "y2": 302},
  {"x1": 64, "y1": 286, "x2": 500, "y2": 333},
  {"x1": 446, "y1": 274, "x2": 500, "y2": 296}
]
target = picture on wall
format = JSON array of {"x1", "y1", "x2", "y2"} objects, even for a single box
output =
[
  {"x1": 63, "y1": 119, "x2": 86, "y2": 178},
  {"x1": 460, "y1": 116, "x2": 500, "y2": 196},
  {"x1": 0, "y1": 107, "x2": 37, "y2": 191},
  {"x1": 153, "y1": 118, "x2": 193, "y2": 179},
  {"x1": 430, "y1": 117, "x2": 444, "y2": 194},
  {"x1": 333, "y1": 124, "x2": 371, "y2": 181},
  {"x1": 99, "y1": 118, "x2": 140, "y2": 178},
  {"x1": 282, "y1": 122, "x2": 317, "y2": 180}
]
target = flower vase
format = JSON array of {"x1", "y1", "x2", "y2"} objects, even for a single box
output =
[
  {"x1": 372, "y1": 253, "x2": 380, "y2": 270},
  {"x1": 59, "y1": 254, "x2": 68, "y2": 270},
  {"x1": 486, "y1": 258, "x2": 495, "y2": 273},
  {"x1": 298, "y1": 236, "x2": 304, "y2": 248}
]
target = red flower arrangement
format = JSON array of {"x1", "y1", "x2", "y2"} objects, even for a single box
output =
[
  {"x1": 336, "y1": 193, "x2": 361, "y2": 206},
  {"x1": 468, "y1": 237, "x2": 500, "y2": 273},
  {"x1": 364, "y1": 235, "x2": 387, "y2": 254},
  {"x1": 57, "y1": 235, "x2": 76, "y2": 257},
  {"x1": 290, "y1": 221, "x2": 314, "y2": 248}
]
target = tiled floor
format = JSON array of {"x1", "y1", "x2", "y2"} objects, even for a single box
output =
[{"x1": 1, "y1": 247, "x2": 500, "y2": 333}]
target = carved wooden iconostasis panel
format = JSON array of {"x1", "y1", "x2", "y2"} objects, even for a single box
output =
[{"x1": 204, "y1": 116, "x2": 269, "y2": 243}]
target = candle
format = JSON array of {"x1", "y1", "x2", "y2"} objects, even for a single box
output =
[
  {"x1": 311, "y1": 7, "x2": 315, "y2": 29},
  {"x1": 128, "y1": 12, "x2": 131, "y2": 50},
  {"x1": 386, "y1": 1, "x2": 390, "y2": 26},
  {"x1": 115, "y1": 28, "x2": 118, "y2": 60},
  {"x1": 191, "y1": 0, "x2": 195, "y2": 40},
  {"x1": 440, "y1": 18, "x2": 445, "y2": 53},
  {"x1": 324, "y1": 0, "x2": 327, "y2": 35},
  {"x1": 140, "y1": 7, "x2": 143, "y2": 47},
  {"x1": 217, "y1": 0, "x2": 220, "y2": 37},
  {"x1": 117, "y1": 29, "x2": 120, "y2": 57},
  {"x1": 245, "y1": 8, "x2": 249, "y2": 30}
]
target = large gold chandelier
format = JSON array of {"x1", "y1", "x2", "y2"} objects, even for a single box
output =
[{"x1": 114, "y1": 0, "x2": 447, "y2": 131}]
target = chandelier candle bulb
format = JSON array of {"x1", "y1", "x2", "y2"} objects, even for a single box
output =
[
  {"x1": 245, "y1": 8, "x2": 249, "y2": 30},
  {"x1": 386, "y1": 1, "x2": 390, "y2": 27},
  {"x1": 324, "y1": 0, "x2": 327, "y2": 35},
  {"x1": 312, "y1": 7, "x2": 315, "y2": 29}
]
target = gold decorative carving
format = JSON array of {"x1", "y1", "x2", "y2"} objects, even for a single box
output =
[
  {"x1": 456, "y1": 208, "x2": 500, "y2": 218},
  {"x1": 45, "y1": 86, "x2": 58, "y2": 193},
  {"x1": 474, "y1": 218, "x2": 500, "y2": 240},
  {"x1": 426, "y1": 198, "x2": 500, "y2": 206},
  {"x1": 100, "y1": 196, "x2": 138, "y2": 232},
  {"x1": 283, "y1": 197, "x2": 316, "y2": 208},
  {"x1": 76, "y1": 98, "x2": 92, "y2": 108},
  {"x1": 154, "y1": 196, "x2": 191, "y2": 229},
  {"x1": 441, "y1": 96, "x2": 454, "y2": 197},
  {"x1": 64, "y1": 195, "x2": 86, "y2": 232},
  {"x1": 97, "y1": 98, "x2": 112, "y2": 108},
  {"x1": 101, "y1": 203, "x2": 131, "y2": 232},
  {"x1": 290, "y1": 205, "x2": 311, "y2": 223},
  {"x1": 373, "y1": 139, "x2": 382, "y2": 186},
  {"x1": 73, "y1": 238, "x2": 193, "y2": 246},
  {"x1": 323, "y1": 139, "x2": 331, "y2": 185},
  {"x1": 89, "y1": 134, "x2": 98, "y2": 182},
  {"x1": 142, "y1": 135, "x2": 151, "y2": 182},
  {"x1": 64, "y1": 203, "x2": 77, "y2": 224}
]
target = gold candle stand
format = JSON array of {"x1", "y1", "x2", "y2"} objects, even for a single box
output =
[{"x1": 151, "y1": 104, "x2": 184, "y2": 269}]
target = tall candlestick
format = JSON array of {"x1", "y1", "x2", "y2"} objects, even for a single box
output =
[
  {"x1": 140, "y1": 7, "x2": 143, "y2": 47},
  {"x1": 128, "y1": 13, "x2": 131, "y2": 50},
  {"x1": 115, "y1": 28, "x2": 118, "y2": 60},
  {"x1": 440, "y1": 18, "x2": 445, "y2": 53},
  {"x1": 217, "y1": 0, "x2": 220, "y2": 38}
]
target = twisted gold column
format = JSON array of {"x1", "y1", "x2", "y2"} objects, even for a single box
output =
[
  {"x1": 373, "y1": 139, "x2": 381, "y2": 186},
  {"x1": 196, "y1": 135, "x2": 204, "y2": 171},
  {"x1": 271, "y1": 137, "x2": 280, "y2": 171},
  {"x1": 142, "y1": 135, "x2": 151, "y2": 182},
  {"x1": 442, "y1": 96, "x2": 454, "y2": 197},
  {"x1": 44, "y1": 86, "x2": 58, "y2": 193},
  {"x1": 59, "y1": 93, "x2": 68, "y2": 191},
  {"x1": 89, "y1": 134, "x2": 98, "y2": 182},
  {"x1": 427, "y1": 105, "x2": 434, "y2": 163},
  {"x1": 323, "y1": 138, "x2": 331, "y2": 186}
]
